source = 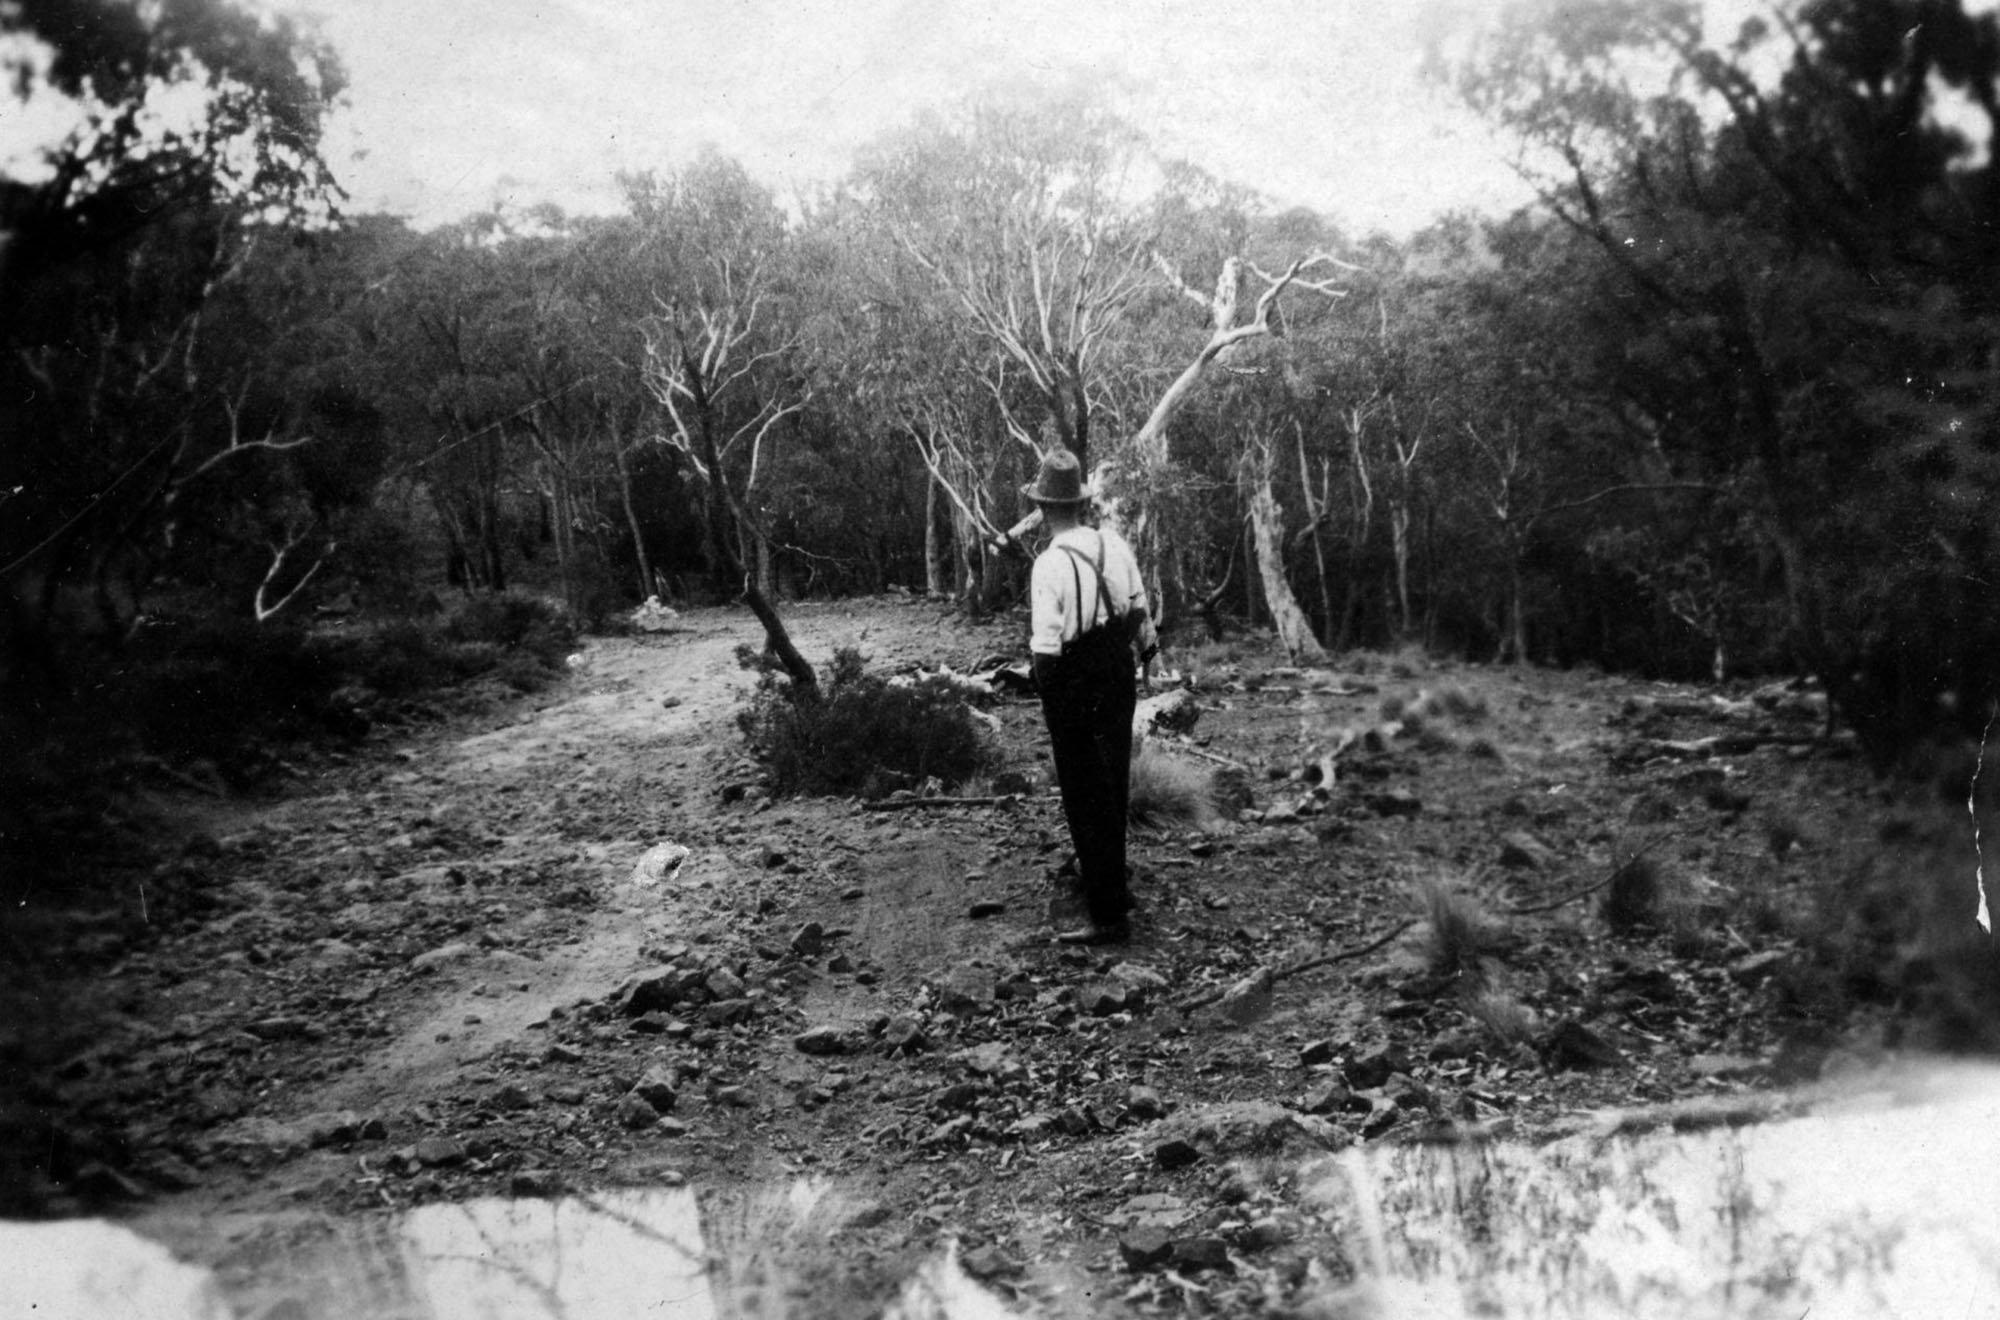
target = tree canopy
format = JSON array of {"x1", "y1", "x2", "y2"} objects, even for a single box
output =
[{"x1": 6, "y1": 0, "x2": 1995, "y2": 768}]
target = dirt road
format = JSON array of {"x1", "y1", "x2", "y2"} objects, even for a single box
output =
[{"x1": 8, "y1": 597, "x2": 1981, "y2": 1317}]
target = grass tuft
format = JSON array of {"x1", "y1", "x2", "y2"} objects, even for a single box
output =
[
  {"x1": 1410, "y1": 873, "x2": 1502, "y2": 983},
  {"x1": 1465, "y1": 986, "x2": 1539, "y2": 1046},
  {"x1": 1128, "y1": 743, "x2": 1222, "y2": 830}
]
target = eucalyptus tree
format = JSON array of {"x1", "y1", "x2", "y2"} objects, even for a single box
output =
[
  {"x1": 1454, "y1": 0, "x2": 2000, "y2": 746},
  {"x1": 855, "y1": 91, "x2": 1156, "y2": 480},
  {"x1": 627, "y1": 155, "x2": 818, "y2": 689},
  {"x1": 1, "y1": 0, "x2": 345, "y2": 670}
]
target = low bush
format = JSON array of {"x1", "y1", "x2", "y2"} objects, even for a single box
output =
[
  {"x1": 738, "y1": 647, "x2": 992, "y2": 798},
  {"x1": 442, "y1": 590, "x2": 577, "y2": 666}
]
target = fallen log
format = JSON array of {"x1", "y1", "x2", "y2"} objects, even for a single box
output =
[
  {"x1": 1134, "y1": 688, "x2": 1200, "y2": 740},
  {"x1": 1615, "y1": 732, "x2": 1820, "y2": 765},
  {"x1": 861, "y1": 794, "x2": 1045, "y2": 812}
]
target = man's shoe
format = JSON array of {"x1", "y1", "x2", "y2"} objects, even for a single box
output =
[{"x1": 1054, "y1": 920, "x2": 1130, "y2": 946}]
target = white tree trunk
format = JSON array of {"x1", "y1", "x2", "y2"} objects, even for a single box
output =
[
  {"x1": 923, "y1": 473, "x2": 948, "y2": 598},
  {"x1": 1249, "y1": 477, "x2": 1327, "y2": 663}
]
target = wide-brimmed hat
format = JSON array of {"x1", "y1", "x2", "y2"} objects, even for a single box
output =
[{"x1": 1021, "y1": 447, "x2": 1094, "y2": 505}]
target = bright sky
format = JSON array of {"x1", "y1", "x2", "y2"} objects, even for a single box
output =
[{"x1": 272, "y1": 0, "x2": 1539, "y2": 235}]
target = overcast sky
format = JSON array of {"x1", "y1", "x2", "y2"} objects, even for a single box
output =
[{"x1": 268, "y1": 0, "x2": 1542, "y2": 235}]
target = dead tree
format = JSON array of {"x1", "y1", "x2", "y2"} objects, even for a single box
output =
[
  {"x1": 640, "y1": 278, "x2": 817, "y2": 693},
  {"x1": 994, "y1": 253, "x2": 1357, "y2": 599}
]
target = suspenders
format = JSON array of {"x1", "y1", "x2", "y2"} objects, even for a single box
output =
[{"x1": 1057, "y1": 532, "x2": 1119, "y2": 644}]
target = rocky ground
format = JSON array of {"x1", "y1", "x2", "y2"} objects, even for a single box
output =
[{"x1": 1, "y1": 596, "x2": 1979, "y2": 1317}]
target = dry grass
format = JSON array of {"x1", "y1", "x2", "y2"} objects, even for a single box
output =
[
  {"x1": 1465, "y1": 986, "x2": 1540, "y2": 1046},
  {"x1": 1127, "y1": 743, "x2": 1222, "y2": 831},
  {"x1": 1409, "y1": 873, "x2": 1503, "y2": 983}
]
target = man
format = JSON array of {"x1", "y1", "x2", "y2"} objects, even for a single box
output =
[{"x1": 1021, "y1": 447, "x2": 1158, "y2": 946}]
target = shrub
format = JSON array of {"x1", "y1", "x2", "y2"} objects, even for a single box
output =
[
  {"x1": 115, "y1": 616, "x2": 343, "y2": 764},
  {"x1": 442, "y1": 590, "x2": 576, "y2": 667},
  {"x1": 738, "y1": 647, "x2": 991, "y2": 798}
]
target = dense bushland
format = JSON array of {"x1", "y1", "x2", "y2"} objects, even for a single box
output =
[{"x1": 4, "y1": 0, "x2": 1997, "y2": 804}]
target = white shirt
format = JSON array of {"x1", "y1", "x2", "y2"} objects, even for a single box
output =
[{"x1": 1029, "y1": 525, "x2": 1153, "y2": 657}]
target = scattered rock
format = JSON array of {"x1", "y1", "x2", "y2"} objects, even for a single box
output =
[
  {"x1": 511, "y1": 1169, "x2": 561, "y2": 1197},
  {"x1": 1053, "y1": 1106, "x2": 1095, "y2": 1136},
  {"x1": 1111, "y1": 962, "x2": 1169, "y2": 993},
  {"x1": 1366, "y1": 789, "x2": 1423, "y2": 818},
  {"x1": 489, "y1": 1084, "x2": 534, "y2": 1112},
  {"x1": 791, "y1": 922, "x2": 826, "y2": 957},
  {"x1": 1543, "y1": 1019, "x2": 1624, "y2": 1071},
  {"x1": 245, "y1": 1016, "x2": 311, "y2": 1042},
  {"x1": 934, "y1": 1081, "x2": 986, "y2": 1112},
  {"x1": 1120, "y1": 1228, "x2": 1175, "y2": 1272},
  {"x1": 706, "y1": 967, "x2": 746, "y2": 999},
  {"x1": 1083, "y1": 984, "x2": 1129, "y2": 1016},
  {"x1": 631, "y1": 1066, "x2": 678, "y2": 1111},
  {"x1": 1427, "y1": 1027, "x2": 1482, "y2": 1062},
  {"x1": 1154, "y1": 1138, "x2": 1203, "y2": 1170},
  {"x1": 1497, "y1": 831, "x2": 1555, "y2": 869},
  {"x1": 616, "y1": 968, "x2": 687, "y2": 1017},
  {"x1": 960, "y1": 1245, "x2": 1020, "y2": 1281},
  {"x1": 880, "y1": 1016, "x2": 928, "y2": 1054},
  {"x1": 1238, "y1": 1218, "x2": 1293, "y2": 1253},
  {"x1": 1157, "y1": 1101, "x2": 1349, "y2": 1157},
  {"x1": 1216, "y1": 968, "x2": 1275, "y2": 1025},
  {"x1": 631, "y1": 842, "x2": 691, "y2": 886},
  {"x1": 414, "y1": 1136, "x2": 467, "y2": 1167},
  {"x1": 1301, "y1": 1079, "x2": 1351, "y2": 1116},
  {"x1": 301, "y1": 1111, "x2": 364, "y2": 1149},
  {"x1": 616, "y1": 1094, "x2": 660, "y2": 1130},
  {"x1": 967, "y1": 899, "x2": 1006, "y2": 919},
  {"x1": 1342, "y1": 1046, "x2": 1412, "y2": 1090},
  {"x1": 936, "y1": 966, "x2": 996, "y2": 1014},
  {"x1": 1126, "y1": 1085, "x2": 1167, "y2": 1121},
  {"x1": 1171, "y1": 1236, "x2": 1232, "y2": 1273},
  {"x1": 543, "y1": 1043, "x2": 584, "y2": 1065},
  {"x1": 701, "y1": 998, "x2": 754, "y2": 1027},
  {"x1": 1298, "y1": 1039, "x2": 1337, "y2": 1067},
  {"x1": 794, "y1": 1024, "x2": 853, "y2": 1057}
]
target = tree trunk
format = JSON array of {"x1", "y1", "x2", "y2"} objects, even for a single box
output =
[
  {"x1": 695, "y1": 417, "x2": 816, "y2": 693},
  {"x1": 1390, "y1": 504, "x2": 1413, "y2": 640},
  {"x1": 924, "y1": 472, "x2": 949, "y2": 598},
  {"x1": 612, "y1": 443, "x2": 653, "y2": 603},
  {"x1": 1249, "y1": 475, "x2": 1328, "y2": 663}
]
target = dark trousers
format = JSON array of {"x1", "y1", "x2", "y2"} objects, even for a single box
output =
[{"x1": 1036, "y1": 626, "x2": 1136, "y2": 925}]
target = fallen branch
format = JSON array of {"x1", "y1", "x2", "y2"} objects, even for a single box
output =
[
  {"x1": 1175, "y1": 917, "x2": 1417, "y2": 1014},
  {"x1": 1502, "y1": 834, "x2": 1679, "y2": 916},
  {"x1": 1153, "y1": 738, "x2": 1248, "y2": 771},
  {"x1": 1616, "y1": 732, "x2": 1819, "y2": 765},
  {"x1": 861, "y1": 794, "x2": 1049, "y2": 812}
]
